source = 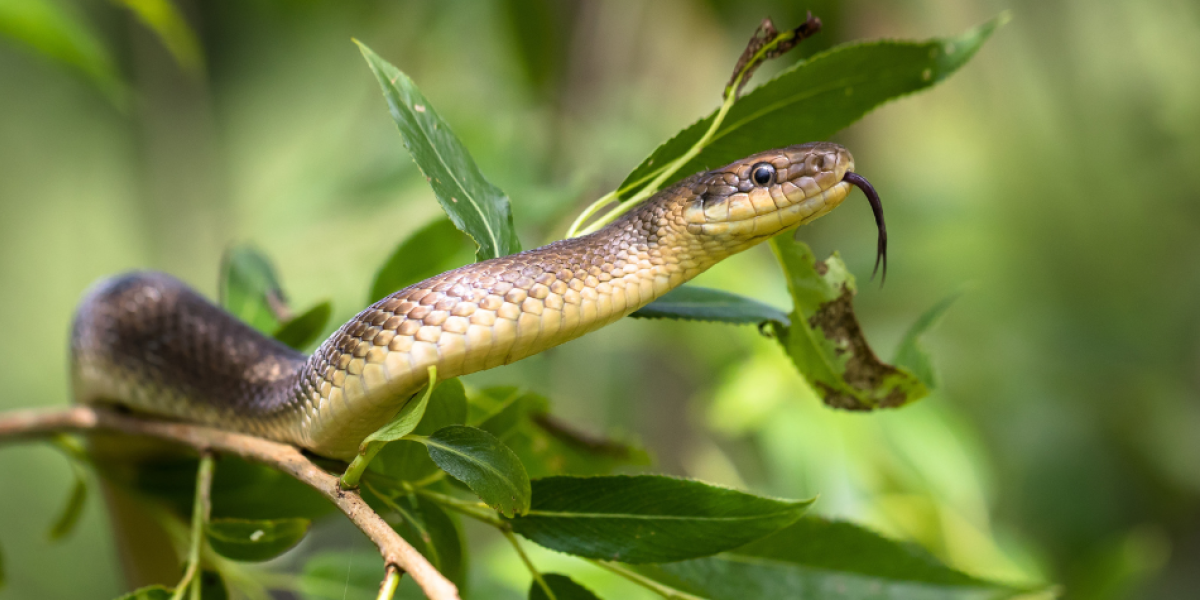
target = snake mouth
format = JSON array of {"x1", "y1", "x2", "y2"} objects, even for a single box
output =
[{"x1": 842, "y1": 172, "x2": 887, "y2": 283}]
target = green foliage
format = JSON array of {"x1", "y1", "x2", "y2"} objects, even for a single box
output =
[
  {"x1": 370, "y1": 378, "x2": 469, "y2": 483},
  {"x1": 297, "y1": 552, "x2": 390, "y2": 600},
  {"x1": 617, "y1": 15, "x2": 1003, "y2": 199},
  {"x1": 114, "y1": 585, "x2": 173, "y2": 600},
  {"x1": 0, "y1": 542, "x2": 5, "y2": 590},
  {"x1": 770, "y1": 235, "x2": 928, "y2": 409},
  {"x1": 423, "y1": 425, "x2": 532, "y2": 518},
  {"x1": 530, "y1": 573, "x2": 602, "y2": 600},
  {"x1": 633, "y1": 517, "x2": 1033, "y2": 600},
  {"x1": 630, "y1": 285, "x2": 790, "y2": 327},
  {"x1": 470, "y1": 387, "x2": 649, "y2": 478},
  {"x1": 115, "y1": 0, "x2": 203, "y2": 75},
  {"x1": 356, "y1": 41, "x2": 522, "y2": 261},
  {"x1": 363, "y1": 369, "x2": 439, "y2": 446},
  {"x1": 0, "y1": 0, "x2": 126, "y2": 106},
  {"x1": 47, "y1": 460, "x2": 88, "y2": 540},
  {"x1": 219, "y1": 244, "x2": 289, "y2": 334},
  {"x1": 272, "y1": 300, "x2": 332, "y2": 351},
  {"x1": 507, "y1": 475, "x2": 813, "y2": 563},
  {"x1": 369, "y1": 217, "x2": 474, "y2": 303},
  {"x1": 366, "y1": 490, "x2": 468, "y2": 588},
  {"x1": 893, "y1": 292, "x2": 962, "y2": 390},
  {"x1": 205, "y1": 517, "x2": 310, "y2": 562}
]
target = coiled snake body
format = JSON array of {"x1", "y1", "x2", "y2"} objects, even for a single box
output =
[{"x1": 71, "y1": 142, "x2": 865, "y2": 459}]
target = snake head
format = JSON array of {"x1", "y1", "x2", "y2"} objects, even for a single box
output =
[{"x1": 681, "y1": 141, "x2": 856, "y2": 242}]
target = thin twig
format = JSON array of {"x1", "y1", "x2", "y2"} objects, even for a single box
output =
[
  {"x1": 590, "y1": 560, "x2": 706, "y2": 600},
  {"x1": 0, "y1": 406, "x2": 460, "y2": 600},
  {"x1": 171, "y1": 452, "x2": 213, "y2": 600},
  {"x1": 502, "y1": 528, "x2": 556, "y2": 600}
]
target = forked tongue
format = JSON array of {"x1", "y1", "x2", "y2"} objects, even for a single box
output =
[{"x1": 842, "y1": 172, "x2": 887, "y2": 285}]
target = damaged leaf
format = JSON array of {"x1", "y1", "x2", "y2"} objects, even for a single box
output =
[{"x1": 769, "y1": 235, "x2": 927, "y2": 409}]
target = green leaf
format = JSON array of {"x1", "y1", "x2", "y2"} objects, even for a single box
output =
[
  {"x1": 356, "y1": 41, "x2": 522, "y2": 261},
  {"x1": 893, "y1": 292, "x2": 962, "y2": 390},
  {"x1": 363, "y1": 368, "x2": 438, "y2": 445},
  {"x1": 508, "y1": 475, "x2": 813, "y2": 563},
  {"x1": 633, "y1": 517, "x2": 1035, "y2": 600},
  {"x1": 272, "y1": 300, "x2": 332, "y2": 351},
  {"x1": 631, "y1": 285, "x2": 790, "y2": 326},
  {"x1": 617, "y1": 16, "x2": 1003, "y2": 199},
  {"x1": 471, "y1": 387, "x2": 648, "y2": 478},
  {"x1": 770, "y1": 235, "x2": 928, "y2": 410},
  {"x1": 422, "y1": 425, "x2": 531, "y2": 518},
  {"x1": 530, "y1": 573, "x2": 603, "y2": 600},
  {"x1": 371, "y1": 378, "x2": 468, "y2": 482},
  {"x1": 205, "y1": 517, "x2": 310, "y2": 562},
  {"x1": 298, "y1": 552, "x2": 385, "y2": 600},
  {"x1": 219, "y1": 244, "x2": 289, "y2": 334},
  {"x1": 369, "y1": 217, "x2": 474, "y2": 303},
  {"x1": 115, "y1": 0, "x2": 204, "y2": 74},
  {"x1": 118, "y1": 455, "x2": 334, "y2": 520},
  {"x1": 0, "y1": 0, "x2": 126, "y2": 106},
  {"x1": 199, "y1": 570, "x2": 228, "y2": 600},
  {"x1": 114, "y1": 585, "x2": 173, "y2": 600},
  {"x1": 47, "y1": 466, "x2": 87, "y2": 540},
  {"x1": 366, "y1": 490, "x2": 467, "y2": 588}
]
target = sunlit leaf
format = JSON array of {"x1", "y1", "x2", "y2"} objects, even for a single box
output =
[
  {"x1": 617, "y1": 16, "x2": 1004, "y2": 199},
  {"x1": 115, "y1": 0, "x2": 204, "y2": 74},
  {"x1": 363, "y1": 369, "x2": 439, "y2": 445},
  {"x1": 47, "y1": 466, "x2": 87, "y2": 540},
  {"x1": 272, "y1": 300, "x2": 332, "y2": 351},
  {"x1": 893, "y1": 292, "x2": 962, "y2": 390},
  {"x1": 508, "y1": 475, "x2": 813, "y2": 563},
  {"x1": 770, "y1": 235, "x2": 927, "y2": 410},
  {"x1": 633, "y1": 517, "x2": 1036, "y2": 600},
  {"x1": 530, "y1": 573, "x2": 602, "y2": 600},
  {"x1": 631, "y1": 285, "x2": 790, "y2": 326},
  {"x1": 369, "y1": 217, "x2": 473, "y2": 303},
  {"x1": 114, "y1": 585, "x2": 173, "y2": 600},
  {"x1": 206, "y1": 517, "x2": 310, "y2": 562},
  {"x1": 0, "y1": 0, "x2": 126, "y2": 106},
  {"x1": 356, "y1": 41, "x2": 522, "y2": 260},
  {"x1": 219, "y1": 244, "x2": 289, "y2": 334},
  {"x1": 371, "y1": 378, "x2": 468, "y2": 482},
  {"x1": 422, "y1": 425, "x2": 531, "y2": 517}
]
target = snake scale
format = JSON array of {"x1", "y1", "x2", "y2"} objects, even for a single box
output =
[{"x1": 71, "y1": 142, "x2": 881, "y2": 459}]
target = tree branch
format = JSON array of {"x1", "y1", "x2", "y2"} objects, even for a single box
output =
[{"x1": 0, "y1": 405, "x2": 460, "y2": 600}]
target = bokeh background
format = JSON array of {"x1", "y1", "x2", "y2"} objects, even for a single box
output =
[{"x1": 2, "y1": 0, "x2": 1198, "y2": 598}]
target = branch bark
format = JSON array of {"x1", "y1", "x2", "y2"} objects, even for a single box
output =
[{"x1": 0, "y1": 405, "x2": 460, "y2": 600}]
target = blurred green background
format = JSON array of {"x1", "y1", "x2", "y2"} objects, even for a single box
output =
[{"x1": 2, "y1": 0, "x2": 1198, "y2": 598}]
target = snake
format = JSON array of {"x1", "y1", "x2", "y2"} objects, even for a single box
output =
[{"x1": 70, "y1": 142, "x2": 885, "y2": 460}]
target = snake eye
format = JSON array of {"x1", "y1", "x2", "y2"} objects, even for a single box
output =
[{"x1": 751, "y1": 163, "x2": 775, "y2": 186}]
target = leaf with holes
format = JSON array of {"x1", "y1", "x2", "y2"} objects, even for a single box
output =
[
  {"x1": 508, "y1": 475, "x2": 812, "y2": 563},
  {"x1": 769, "y1": 235, "x2": 927, "y2": 410},
  {"x1": 631, "y1": 285, "x2": 790, "y2": 327},
  {"x1": 422, "y1": 425, "x2": 531, "y2": 517},
  {"x1": 357, "y1": 41, "x2": 521, "y2": 260},
  {"x1": 617, "y1": 16, "x2": 1005, "y2": 199}
]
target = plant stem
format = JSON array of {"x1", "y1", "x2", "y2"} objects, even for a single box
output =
[
  {"x1": 377, "y1": 567, "x2": 401, "y2": 600},
  {"x1": 171, "y1": 452, "x2": 214, "y2": 600},
  {"x1": 415, "y1": 487, "x2": 500, "y2": 526},
  {"x1": 589, "y1": 560, "x2": 705, "y2": 600},
  {"x1": 502, "y1": 528, "x2": 555, "y2": 600}
]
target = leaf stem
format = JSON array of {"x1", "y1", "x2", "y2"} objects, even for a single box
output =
[
  {"x1": 503, "y1": 528, "x2": 555, "y2": 600},
  {"x1": 171, "y1": 452, "x2": 214, "y2": 600},
  {"x1": 414, "y1": 487, "x2": 500, "y2": 526},
  {"x1": 589, "y1": 560, "x2": 705, "y2": 600}
]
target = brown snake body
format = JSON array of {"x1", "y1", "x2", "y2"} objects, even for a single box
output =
[{"x1": 71, "y1": 142, "x2": 866, "y2": 459}]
